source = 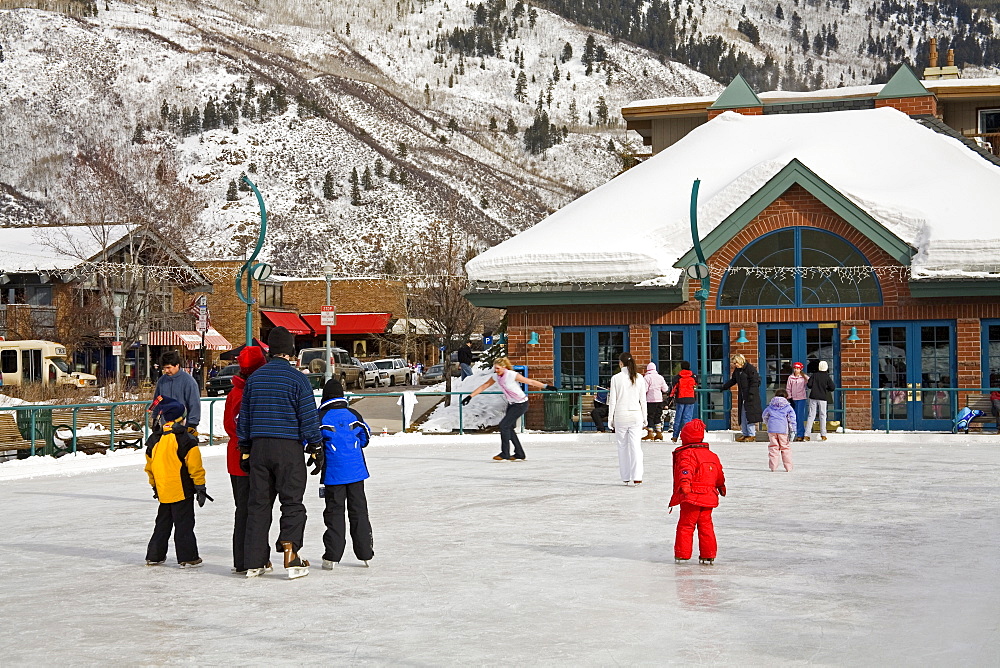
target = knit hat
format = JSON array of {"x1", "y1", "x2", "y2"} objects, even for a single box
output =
[
  {"x1": 322, "y1": 378, "x2": 345, "y2": 402},
  {"x1": 792, "y1": 362, "x2": 804, "y2": 370},
  {"x1": 646, "y1": 362, "x2": 656, "y2": 371},
  {"x1": 680, "y1": 418, "x2": 706, "y2": 445},
  {"x1": 267, "y1": 326, "x2": 296, "y2": 358},
  {"x1": 238, "y1": 345, "x2": 267, "y2": 375},
  {"x1": 152, "y1": 397, "x2": 186, "y2": 423},
  {"x1": 818, "y1": 360, "x2": 829, "y2": 372}
]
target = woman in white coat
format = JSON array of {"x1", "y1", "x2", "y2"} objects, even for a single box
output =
[{"x1": 608, "y1": 351, "x2": 648, "y2": 486}]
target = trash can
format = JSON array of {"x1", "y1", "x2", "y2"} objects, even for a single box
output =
[
  {"x1": 543, "y1": 392, "x2": 572, "y2": 431},
  {"x1": 16, "y1": 408, "x2": 57, "y2": 457},
  {"x1": 306, "y1": 373, "x2": 325, "y2": 390}
]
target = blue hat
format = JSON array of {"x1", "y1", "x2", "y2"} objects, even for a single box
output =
[{"x1": 152, "y1": 397, "x2": 186, "y2": 423}]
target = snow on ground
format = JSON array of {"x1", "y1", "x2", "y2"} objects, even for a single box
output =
[
  {"x1": 417, "y1": 369, "x2": 509, "y2": 432},
  {"x1": 0, "y1": 434, "x2": 997, "y2": 664}
]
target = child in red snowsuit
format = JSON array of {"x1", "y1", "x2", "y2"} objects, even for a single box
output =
[{"x1": 669, "y1": 419, "x2": 726, "y2": 564}]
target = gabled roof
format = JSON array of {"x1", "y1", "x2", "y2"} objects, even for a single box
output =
[
  {"x1": 466, "y1": 108, "x2": 1000, "y2": 287},
  {"x1": 708, "y1": 74, "x2": 762, "y2": 109},
  {"x1": 875, "y1": 64, "x2": 931, "y2": 99}
]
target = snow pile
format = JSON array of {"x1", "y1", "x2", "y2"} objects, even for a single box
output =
[
  {"x1": 467, "y1": 107, "x2": 1000, "y2": 284},
  {"x1": 417, "y1": 369, "x2": 509, "y2": 433}
]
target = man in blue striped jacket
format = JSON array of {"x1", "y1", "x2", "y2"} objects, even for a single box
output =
[{"x1": 238, "y1": 326, "x2": 324, "y2": 579}]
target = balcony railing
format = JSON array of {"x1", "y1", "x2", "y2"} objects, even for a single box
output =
[{"x1": 961, "y1": 131, "x2": 1000, "y2": 156}]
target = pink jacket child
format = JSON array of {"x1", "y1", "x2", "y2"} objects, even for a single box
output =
[
  {"x1": 669, "y1": 419, "x2": 726, "y2": 564},
  {"x1": 761, "y1": 393, "x2": 796, "y2": 472},
  {"x1": 644, "y1": 363, "x2": 669, "y2": 402}
]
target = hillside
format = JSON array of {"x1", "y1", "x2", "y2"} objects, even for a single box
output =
[{"x1": 0, "y1": 0, "x2": 721, "y2": 274}]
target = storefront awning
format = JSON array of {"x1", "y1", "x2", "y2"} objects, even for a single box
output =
[
  {"x1": 148, "y1": 329, "x2": 232, "y2": 351},
  {"x1": 261, "y1": 310, "x2": 312, "y2": 335},
  {"x1": 301, "y1": 313, "x2": 392, "y2": 336}
]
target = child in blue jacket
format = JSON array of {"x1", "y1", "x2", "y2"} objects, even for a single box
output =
[
  {"x1": 761, "y1": 389, "x2": 797, "y2": 472},
  {"x1": 317, "y1": 379, "x2": 374, "y2": 569}
]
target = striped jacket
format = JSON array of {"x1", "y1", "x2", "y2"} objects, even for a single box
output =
[{"x1": 236, "y1": 358, "x2": 322, "y2": 447}]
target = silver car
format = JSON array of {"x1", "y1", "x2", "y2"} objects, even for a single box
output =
[
  {"x1": 373, "y1": 358, "x2": 411, "y2": 386},
  {"x1": 361, "y1": 361, "x2": 387, "y2": 388}
]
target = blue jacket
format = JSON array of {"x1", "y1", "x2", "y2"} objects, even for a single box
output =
[
  {"x1": 237, "y1": 358, "x2": 322, "y2": 447},
  {"x1": 153, "y1": 370, "x2": 202, "y2": 427},
  {"x1": 318, "y1": 398, "x2": 371, "y2": 485},
  {"x1": 761, "y1": 396, "x2": 797, "y2": 434}
]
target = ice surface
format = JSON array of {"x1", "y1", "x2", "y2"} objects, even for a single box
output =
[{"x1": 0, "y1": 435, "x2": 997, "y2": 664}]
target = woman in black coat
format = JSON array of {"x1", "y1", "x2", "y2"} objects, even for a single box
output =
[{"x1": 721, "y1": 353, "x2": 762, "y2": 442}]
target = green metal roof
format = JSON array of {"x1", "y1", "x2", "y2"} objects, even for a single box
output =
[
  {"x1": 875, "y1": 64, "x2": 931, "y2": 99},
  {"x1": 675, "y1": 158, "x2": 914, "y2": 268},
  {"x1": 708, "y1": 74, "x2": 763, "y2": 110}
]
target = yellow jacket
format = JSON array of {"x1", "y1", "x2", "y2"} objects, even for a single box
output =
[{"x1": 144, "y1": 421, "x2": 205, "y2": 504}]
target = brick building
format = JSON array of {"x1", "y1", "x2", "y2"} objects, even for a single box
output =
[{"x1": 466, "y1": 66, "x2": 1000, "y2": 432}]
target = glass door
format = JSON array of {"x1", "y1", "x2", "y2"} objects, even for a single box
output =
[
  {"x1": 652, "y1": 325, "x2": 730, "y2": 430},
  {"x1": 554, "y1": 327, "x2": 629, "y2": 391},
  {"x1": 872, "y1": 322, "x2": 955, "y2": 431},
  {"x1": 759, "y1": 323, "x2": 839, "y2": 400}
]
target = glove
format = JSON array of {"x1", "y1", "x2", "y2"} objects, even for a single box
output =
[
  {"x1": 717, "y1": 485, "x2": 727, "y2": 497},
  {"x1": 187, "y1": 426, "x2": 199, "y2": 438},
  {"x1": 305, "y1": 442, "x2": 324, "y2": 476},
  {"x1": 461, "y1": 396, "x2": 472, "y2": 406},
  {"x1": 194, "y1": 484, "x2": 213, "y2": 507},
  {"x1": 239, "y1": 453, "x2": 251, "y2": 473},
  {"x1": 544, "y1": 384, "x2": 558, "y2": 391},
  {"x1": 152, "y1": 487, "x2": 158, "y2": 500},
  {"x1": 680, "y1": 484, "x2": 692, "y2": 495}
]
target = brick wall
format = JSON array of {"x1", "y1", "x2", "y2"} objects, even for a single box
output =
[
  {"x1": 281, "y1": 278, "x2": 406, "y2": 316},
  {"x1": 874, "y1": 95, "x2": 937, "y2": 116},
  {"x1": 707, "y1": 106, "x2": 764, "y2": 120}
]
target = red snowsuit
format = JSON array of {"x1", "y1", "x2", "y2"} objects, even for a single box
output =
[
  {"x1": 669, "y1": 420, "x2": 726, "y2": 560},
  {"x1": 224, "y1": 375, "x2": 248, "y2": 477}
]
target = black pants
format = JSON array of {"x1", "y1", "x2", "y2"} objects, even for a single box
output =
[
  {"x1": 591, "y1": 403, "x2": 609, "y2": 431},
  {"x1": 230, "y1": 474, "x2": 250, "y2": 571},
  {"x1": 499, "y1": 401, "x2": 529, "y2": 458},
  {"x1": 647, "y1": 402, "x2": 664, "y2": 430},
  {"x1": 244, "y1": 438, "x2": 307, "y2": 569},
  {"x1": 146, "y1": 496, "x2": 198, "y2": 563},
  {"x1": 322, "y1": 480, "x2": 374, "y2": 562}
]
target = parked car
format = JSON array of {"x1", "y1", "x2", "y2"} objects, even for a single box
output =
[
  {"x1": 298, "y1": 347, "x2": 364, "y2": 389},
  {"x1": 373, "y1": 358, "x2": 412, "y2": 386},
  {"x1": 420, "y1": 364, "x2": 446, "y2": 385},
  {"x1": 361, "y1": 361, "x2": 386, "y2": 388},
  {"x1": 206, "y1": 364, "x2": 240, "y2": 396}
]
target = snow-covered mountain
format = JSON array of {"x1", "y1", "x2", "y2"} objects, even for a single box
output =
[{"x1": 0, "y1": 0, "x2": 720, "y2": 273}]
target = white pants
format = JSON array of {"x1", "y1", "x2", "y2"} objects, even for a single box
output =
[
  {"x1": 616, "y1": 424, "x2": 644, "y2": 482},
  {"x1": 806, "y1": 399, "x2": 828, "y2": 437}
]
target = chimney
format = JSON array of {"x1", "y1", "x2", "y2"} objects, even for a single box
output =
[
  {"x1": 941, "y1": 48, "x2": 960, "y2": 79},
  {"x1": 923, "y1": 38, "x2": 942, "y2": 79},
  {"x1": 929, "y1": 38, "x2": 938, "y2": 68},
  {"x1": 946, "y1": 49, "x2": 954, "y2": 67}
]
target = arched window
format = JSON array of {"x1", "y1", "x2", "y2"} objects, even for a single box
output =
[{"x1": 717, "y1": 228, "x2": 882, "y2": 308}]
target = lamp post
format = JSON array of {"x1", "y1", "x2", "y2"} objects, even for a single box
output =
[
  {"x1": 688, "y1": 179, "x2": 710, "y2": 421},
  {"x1": 236, "y1": 175, "x2": 269, "y2": 346},
  {"x1": 112, "y1": 305, "x2": 122, "y2": 390},
  {"x1": 323, "y1": 264, "x2": 336, "y2": 383}
]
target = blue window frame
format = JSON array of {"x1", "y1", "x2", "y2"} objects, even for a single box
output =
[
  {"x1": 651, "y1": 325, "x2": 730, "y2": 430},
  {"x1": 982, "y1": 320, "x2": 1000, "y2": 389},
  {"x1": 718, "y1": 228, "x2": 882, "y2": 308},
  {"x1": 553, "y1": 326, "x2": 629, "y2": 391}
]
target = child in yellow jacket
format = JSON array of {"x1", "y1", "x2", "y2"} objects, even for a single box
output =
[{"x1": 144, "y1": 398, "x2": 211, "y2": 567}]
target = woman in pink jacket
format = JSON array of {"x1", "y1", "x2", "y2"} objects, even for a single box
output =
[
  {"x1": 785, "y1": 362, "x2": 809, "y2": 441},
  {"x1": 643, "y1": 362, "x2": 669, "y2": 441}
]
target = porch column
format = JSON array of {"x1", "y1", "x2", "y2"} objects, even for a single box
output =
[
  {"x1": 840, "y1": 320, "x2": 872, "y2": 430},
  {"x1": 956, "y1": 319, "x2": 982, "y2": 429},
  {"x1": 630, "y1": 325, "x2": 651, "y2": 367}
]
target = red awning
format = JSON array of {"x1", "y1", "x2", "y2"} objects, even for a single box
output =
[
  {"x1": 261, "y1": 311, "x2": 313, "y2": 335},
  {"x1": 301, "y1": 313, "x2": 392, "y2": 336}
]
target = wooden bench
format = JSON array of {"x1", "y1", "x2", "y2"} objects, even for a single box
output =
[
  {"x1": 0, "y1": 412, "x2": 41, "y2": 456},
  {"x1": 957, "y1": 394, "x2": 997, "y2": 432},
  {"x1": 50, "y1": 407, "x2": 144, "y2": 454},
  {"x1": 570, "y1": 393, "x2": 598, "y2": 432}
]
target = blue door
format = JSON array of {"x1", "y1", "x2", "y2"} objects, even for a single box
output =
[
  {"x1": 872, "y1": 322, "x2": 955, "y2": 431},
  {"x1": 554, "y1": 326, "x2": 629, "y2": 391},
  {"x1": 651, "y1": 325, "x2": 730, "y2": 430},
  {"x1": 759, "y1": 323, "x2": 841, "y2": 426}
]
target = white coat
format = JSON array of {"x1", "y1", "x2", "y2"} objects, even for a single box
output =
[{"x1": 608, "y1": 368, "x2": 648, "y2": 429}]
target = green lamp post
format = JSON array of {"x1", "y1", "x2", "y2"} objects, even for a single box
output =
[
  {"x1": 687, "y1": 179, "x2": 711, "y2": 421},
  {"x1": 236, "y1": 175, "x2": 272, "y2": 346}
]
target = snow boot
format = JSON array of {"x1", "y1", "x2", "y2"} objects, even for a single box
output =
[
  {"x1": 281, "y1": 541, "x2": 310, "y2": 580},
  {"x1": 820, "y1": 435, "x2": 828, "y2": 441},
  {"x1": 653, "y1": 430, "x2": 664, "y2": 441},
  {"x1": 793, "y1": 436, "x2": 805, "y2": 442},
  {"x1": 641, "y1": 428, "x2": 655, "y2": 441},
  {"x1": 699, "y1": 558, "x2": 715, "y2": 565}
]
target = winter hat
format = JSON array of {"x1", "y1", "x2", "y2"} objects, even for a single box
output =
[
  {"x1": 680, "y1": 419, "x2": 706, "y2": 445},
  {"x1": 238, "y1": 345, "x2": 267, "y2": 375},
  {"x1": 267, "y1": 326, "x2": 296, "y2": 358},
  {"x1": 818, "y1": 360, "x2": 829, "y2": 372},
  {"x1": 152, "y1": 397, "x2": 186, "y2": 424},
  {"x1": 322, "y1": 378, "x2": 345, "y2": 402},
  {"x1": 792, "y1": 362, "x2": 804, "y2": 370},
  {"x1": 646, "y1": 362, "x2": 656, "y2": 371}
]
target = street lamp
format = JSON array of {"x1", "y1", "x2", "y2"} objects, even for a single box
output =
[
  {"x1": 236, "y1": 175, "x2": 269, "y2": 346},
  {"x1": 688, "y1": 179, "x2": 710, "y2": 422},
  {"x1": 112, "y1": 305, "x2": 122, "y2": 390},
  {"x1": 323, "y1": 264, "x2": 336, "y2": 383}
]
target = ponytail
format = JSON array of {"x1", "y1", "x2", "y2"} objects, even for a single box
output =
[{"x1": 619, "y1": 351, "x2": 637, "y2": 384}]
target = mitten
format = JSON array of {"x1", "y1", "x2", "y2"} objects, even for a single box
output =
[
  {"x1": 194, "y1": 485, "x2": 213, "y2": 507},
  {"x1": 461, "y1": 396, "x2": 472, "y2": 406},
  {"x1": 239, "y1": 453, "x2": 251, "y2": 473},
  {"x1": 152, "y1": 487, "x2": 158, "y2": 500},
  {"x1": 717, "y1": 485, "x2": 727, "y2": 497},
  {"x1": 680, "y1": 484, "x2": 692, "y2": 495},
  {"x1": 305, "y1": 443, "x2": 324, "y2": 476}
]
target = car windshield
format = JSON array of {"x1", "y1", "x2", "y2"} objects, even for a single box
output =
[
  {"x1": 300, "y1": 350, "x2": 324, "y2": 366},
  {"x1": 427, "y1": 365, "x2": 443, "y2": 373},
  {"x1": 374, "y1": 361, "x2": 393, "y2": 370},
  {"x1": 220, "y1": 365, "x2": 239, "y2": 377},
  {"x1": 50, "y1": 358, "x2": 71, "y2": 373}
]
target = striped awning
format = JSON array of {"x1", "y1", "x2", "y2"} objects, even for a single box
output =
[{"x1": 147, "y1": 329, "x2": 232, "y2": 351}]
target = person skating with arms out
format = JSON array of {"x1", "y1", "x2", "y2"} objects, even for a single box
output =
[
  {"x1": 144, "y1": 398, "x2": 212, "y2": 568},
  {"x1": 669, "y1": 419, "x2": 726, "y2": 565},
  {"x1": 317, "y1": 379, "x2": 374, "y2": 570},
  {"x1": 761, "y1": 389, "x2": 797, "y2": 472}
]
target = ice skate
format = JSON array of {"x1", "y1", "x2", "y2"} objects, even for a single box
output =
[
  {"x1": 699, "y1": 557, "x2": 715, "y2": 565},
  {"x1": 145, "y1": 559, "x2": 165, "y2": 566},
  {"x1": 674, "y1": 557, "x2": 689, "y2": 564},
  {"x1": 322, "y1": 559, "x2": 337, "y2": 570},
  {"x1": 820, "y1": 435, "x2": 828, "y2": 441},
  {"x1": 244, "y1": 561, "x2": 274, "y2": 578},
  {"x1": 178, "y1": 558, "x2": 203, "y2": 569},
  {"x1": 281, "y1": 541, "x2": 310, "y2": 580},
  {"x1": 363, "y1": 560, "x2": 370, "y2": 567},
  {"x1": 793, "y1": 436, "x2": 805, "y2": 442},
  {"x1": 653, "y1": 430, "x2": 664, "y2": 441},
  {"x1": 641, "y1": 428, "x2": 654, "y2": 441}
]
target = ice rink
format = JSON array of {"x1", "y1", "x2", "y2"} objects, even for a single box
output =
[{"x1": 1, "y1": 434, "x2": 998, "y2": 665}]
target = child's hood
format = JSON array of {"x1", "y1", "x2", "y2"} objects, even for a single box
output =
[{"x1": 768, "y1": 396, "x2": 791, "y2": 409}]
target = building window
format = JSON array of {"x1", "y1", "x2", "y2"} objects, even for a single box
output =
[
  {"x1": 718, "y1": 228, "x2": 882, "y2": 308},
  {"x1": 0, "y1": 349, "x2": 16, "y2": 374},
  {"x1": 984, "y1": 321, "x2": 1000, "y2": 389},
  {"x1": 978, "y1": 108, "x2": 1000, "y2": 134},
  {"x1": 260, "y1": 283, "x2": 283, "y2": 308},
  {"x1": 554, "y1": 326, "x2": 628, "y2": 390}
]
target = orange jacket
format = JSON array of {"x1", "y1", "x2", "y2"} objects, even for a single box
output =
[{"x1": 144, "y1": 421, "x2": 205, "y2": 504}]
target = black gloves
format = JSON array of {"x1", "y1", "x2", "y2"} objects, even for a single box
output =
[
  {"x1": 544, "y1": 384, "x2": 559, "y2": 391},
  {"x1": 717, "y1": 485, "x2": 727, "y2": 497},
  {"x1": 305, "y1": 442, "x2": 325, "y2": 476},
  {"x1": 194, "y1": 484, "x2": 213, "y2": 507},
  {"x1": 152, "y1": 487, "x2": 158, "y2": 500},
  {"x1": 239, "y1": 453, "x2": 251, "y2": 473},
  {"x1": 461, "y1": 396, "x2": 472, "y2": 406}
]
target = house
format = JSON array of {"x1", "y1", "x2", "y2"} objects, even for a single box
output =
[{"x1": 465, "y1": 66, "x2": 1000, "y2": 432}]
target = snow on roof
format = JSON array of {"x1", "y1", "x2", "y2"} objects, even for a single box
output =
[
  {"x1": 466, "y1": 107, "x2": 1000, "y2": 285},
  {"x1": 0, "y1": 225, "x2": 133, "y2": 272}
]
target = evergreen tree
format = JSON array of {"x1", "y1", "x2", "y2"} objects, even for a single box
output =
[
  {"x1": 375, "y1": 158, "x2": 385, "y2": 178},
  {"x1": 389, "y1": 167, "x2": 398, "y2": 182},
  {"x1": 246, "y1": 77, "x2": 256, "y2": 99},
  {"x1": 226, "y1": 180, "x2": 239, "y2": 201},
  {"x1": 398, "y1": 170, "x2": 408, "y2": 185},
  {"x1": 362, "y1": 167, "x2": 373, "y2": 190},
  {"x1": 528, "y1": 7, "x2": 537, "y2": 27},
  {"x1": 160, "y1": 99, "x2": 169, "y2": 124},
  {"x1": 397, "y1": 142, "x2": 408, "y2": 157},
  {"x1": 582, "y1": 35, "x2": 596, "y2": 69},
  {"x1": 238, "y1": 171, "x2": 251, "y2": 191},
  {"x1": 775, "y1": 3, "x2": 784, "y2": 19},
  {"x1": 131, "y1": 124, "x2": 145, "y2": 144},
  {"x1": 505, "y1": 118, "x2": 517, "y2": 136},
  {"x1": 350, "y1": 167, "x2": 359, "y2": 186},
  {"x1": 560, "y1": 42, "x2": 573, "y2": 63},
  {"x1": 248, "y1": 162, "x2": 258, "y2": 173},
  {"x1": 448, "y1": 118, "x2": 459, "y2": 131},
  {"x1": 480, "y1": 196, "x2": 489, "y2": 208},
  {"x1": 323, "y1": 171, "x2": 336, "y2": 200},
  {"x1": 351, "y1": 180, "x2": 362, "y2": 205},
  {"x1": 595, "y1": 96, "x2": 609, "y2": 125},
  {"x1": 514, "y1": 71, "x2": 528, "y2": 102},
  {"x1": 1, "y1": 43, "x2": 5, "y2": 62},
  {"x1": 607, "y1": 138, "x2": 615, "y2": 152},
  {"x1": 273, "y1": 85, "x2": 288, "y2": 114},
  {"x1": 203, "y1": 97, "x2": 219, "y2": 130},
  {"x1": 153, "y1": 5, "x2": 158, "y2": 17},
  {"x1": 489, "y1": 116, "x2": 498, "y2": 131}
]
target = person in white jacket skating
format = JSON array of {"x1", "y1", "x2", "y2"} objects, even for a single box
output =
[{"x1": 608, "y1": 352, "x2": 648, "y2": 486}]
